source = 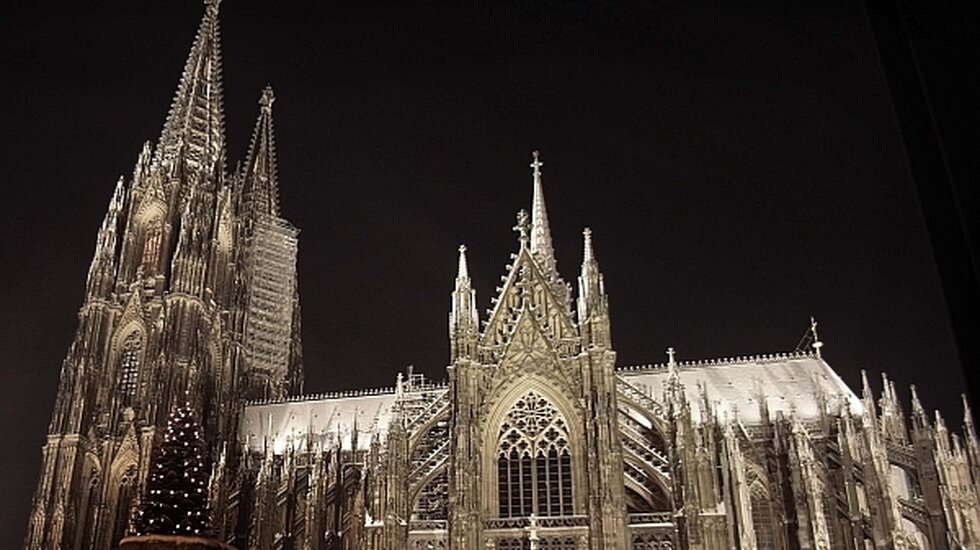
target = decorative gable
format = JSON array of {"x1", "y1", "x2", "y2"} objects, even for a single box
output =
[{"x1": 480, "y1": 248, "x2": 578, "y2": 362}]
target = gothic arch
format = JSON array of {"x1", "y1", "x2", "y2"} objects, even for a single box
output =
[
  {"x1": 104, "y1": 448, "x2": 139, "y2": 548},
  {"x1": 73, "y1": 452, "x2": 102, "y2": 550},
  {"x1": 481, "y1": 377, "x2": 585, "y2": 517},
  {"x1": 134, "y1": 198, "x2": 166, "y2": 228},
  {"x1": 749, "y1": 479, "x2": 778, "y2": 550},
  {"x1": 110, "y1": 325, "x2": 146, "y2": 406},
  {"x1": 134, "y1": 200, "x2": 166, "y2": 276}
]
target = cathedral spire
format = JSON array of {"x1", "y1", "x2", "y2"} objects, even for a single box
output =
[
  {"x1": 240, "y1": 86, "x2": 280, "y2": 218},
  {"x1": 529, "y1": 151, "x2": 557, "y2": 278},
  {"x1": 154, "y1": 0, "x2": 226, "y2": 178}
]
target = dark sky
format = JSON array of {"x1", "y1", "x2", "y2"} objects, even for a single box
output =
[{"x1": 0, "y1": 1, "x2": 967, "y2": 546}]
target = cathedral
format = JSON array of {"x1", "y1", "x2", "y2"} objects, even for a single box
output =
[{"x1": 25, "y1": 2, "x2": 980, "y2": 550}]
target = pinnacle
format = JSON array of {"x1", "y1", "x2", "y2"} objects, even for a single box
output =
[
  {"x1": 964, "y1": 394, "x2": 976, "y2": 431},
  {"x1": 260, "y1": 85, "x2": 275, "y2": 113},
  {"x1": 582, "y1": 227, "x2": 595, "y2": 263},
  {"x1": 457, "y1": 244, "x2": 470, "y2": 280}
]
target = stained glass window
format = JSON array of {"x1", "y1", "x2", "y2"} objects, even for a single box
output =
[{"x1": 496, "y1": 391, "x2": 573, "y2": 518}]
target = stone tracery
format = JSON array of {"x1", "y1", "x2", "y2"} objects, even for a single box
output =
[{"x1": 496, "y1": 391, "x2": 573, "y2": 518}]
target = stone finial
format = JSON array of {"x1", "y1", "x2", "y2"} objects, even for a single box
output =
[
  {"x1": 810, "y1": 316, "x2": 823, "y2": 357},
  {"x1": 513, "y1": 209, "x2": 530, "y2": 246},
  {"x1": 530, "y1": 150, "x2": 543, "y2": 177},
  {"x1": 260, "y1": 85, "x2": 275, "y2": 113}
]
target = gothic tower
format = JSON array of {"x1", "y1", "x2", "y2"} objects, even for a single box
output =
[{"x1": 25, "y1": 2, "x2": 302, "y2": 548}]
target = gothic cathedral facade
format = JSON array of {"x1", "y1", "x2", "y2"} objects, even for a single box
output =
[{"x1": 26, "y1": 3, "x2": 980, "y2": 550}]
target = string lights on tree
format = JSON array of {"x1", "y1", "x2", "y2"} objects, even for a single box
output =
[{"x1": 133, "y1": 403, "x2": 211, "y2": 537}]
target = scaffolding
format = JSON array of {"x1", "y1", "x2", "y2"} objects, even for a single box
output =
[{"x1": 244, "y1": 213, "x2": 299, "y2": 389}]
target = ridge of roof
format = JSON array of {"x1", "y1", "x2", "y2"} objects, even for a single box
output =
[{"x1": 616, "y1": 349, "x2": 818, "y2": 374}]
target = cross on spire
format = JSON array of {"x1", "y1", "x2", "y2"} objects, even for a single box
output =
[{"x1": 530, "y1": 150, "x2": 543, "y2": 176}]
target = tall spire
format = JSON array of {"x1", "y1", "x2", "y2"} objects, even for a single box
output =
[
  {"x1": 154, "y1": 0, "x2": 226, "y2": 179},
  {"x1": 529, "y1": 151, "x2": 557, "y2": 277},
  {"x1": 240, "y1": 86, "x2": 281, "y2": 217}
]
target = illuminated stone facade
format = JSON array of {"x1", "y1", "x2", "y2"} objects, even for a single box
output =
[{"x1": 27, "y1": 2, "x2": 980, "y2": 550}]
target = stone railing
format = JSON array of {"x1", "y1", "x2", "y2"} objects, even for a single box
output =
[
  {"x1": 410, "y1": 519, "x2": 448, "y2": 531},
  {"x1": 483, "y1": 515, "x2": 590, "y2": 531},
  {"x1": 627, "y1": 512, "x2": 673, "y2": 525}
]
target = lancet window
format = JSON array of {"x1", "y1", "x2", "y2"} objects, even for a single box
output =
[
  {"x1": 118, "y1": 333, "x2": 142, "y2": 405},
  {"x1": 496, "y1": 391, "x2": 573, "y2": 518},
  {"x1": 141, "y1": 222, "x2": 163, "y2": 276}
]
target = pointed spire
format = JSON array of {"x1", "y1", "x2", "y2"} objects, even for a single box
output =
[
  {"x1": 529, "y1": 151, "x2": 557, "y2": 277},
  {"x1": 578, "y1": 227, "x2": 609, "y2": 347},
  {"x1": 577, "y1": 227, "x2": 609, "y2": 347},
  {"x1": 450, "y1": 245, "x2": 479, "y2": 361},
  {"x1": 154, "y1": 0, "x2": 226, "y2": 178},
  {"x1": 582, "y1": 226, "x2": 595, "y2": 263},
  {"x1": 908, "y1": 384, "x2": 929, "y2": 430},
  {"x1": 860, "y1": 370, "x2": 878, "y2": 426},
  {"x1": 87, "y1": 177, "x2": 127, "y2": 299},
  {"x1": 240, "y1": 86, "x2": 280, "y2": 217},
  {"x1": 935, "y1": 409, "x2": 951, "y2": 453}
]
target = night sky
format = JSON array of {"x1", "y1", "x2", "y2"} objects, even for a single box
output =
[{"x1": 0, "y1": 1, "x2": 966, "y2": 546}]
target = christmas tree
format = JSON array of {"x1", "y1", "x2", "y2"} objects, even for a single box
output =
[{"x1": 134, "y1": 404, "x2": 211, "y2": 536}]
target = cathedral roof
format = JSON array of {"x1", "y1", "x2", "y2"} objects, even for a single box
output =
[
  {"x1": 618, "y1": 352, "x2": 863, "y2": 425},
  {"x1": 242, "y1": 389, "x2": 399, "y2": 454}
]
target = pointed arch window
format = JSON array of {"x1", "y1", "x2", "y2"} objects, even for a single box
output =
[
  {"x1": 496, "y1": 391, "x2": 573, "y2": 518},
  {"x1": 141, "y1": 222, "x2": 163, "y2": 276},
  {"x1": 118, "y1": 333, "x2": 142, "y2": 404}
]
